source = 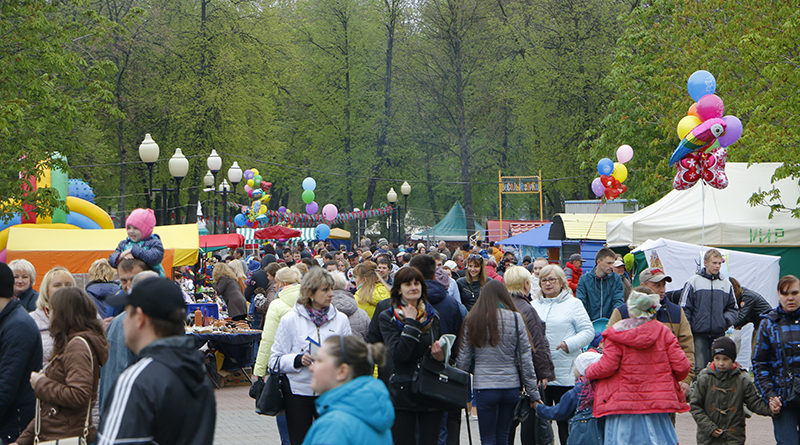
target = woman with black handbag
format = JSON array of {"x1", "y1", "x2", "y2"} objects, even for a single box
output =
[
  {"x1": 456, "y1": 280, "x2": 541, "y2": 445},
  {"x1": 15, "y1": 287, "x2": 108, "y2": 445},
  {"x1": 379, "y1": 266, "x2": 446, "y2": 445},
  {"x1": 753, "y1": 274, "x2": 800, "y2": 443}
]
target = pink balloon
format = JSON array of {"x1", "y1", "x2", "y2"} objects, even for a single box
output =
[
  {"x1": 243, "y1": 184, "x2": 252, "y2": 193},
  {"x1": 696, "y1": 94, "x2": 724, "y2": 121},
  {"x1": 616, "y1": 144, "x2": 633, "y2": 163},
  {"x1": 322, "y1": 203, "x2": 338, "y2": 221},
  {"x1": 591, "y1": 178, "x2": 605, "y2": 197}
]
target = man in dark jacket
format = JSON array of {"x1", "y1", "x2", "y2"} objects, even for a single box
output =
[
  {"x1": 576, "y1": 248, "x2": 624, "y2": 321},
  {"x1": 0, "y1": 263, "x2": 42, "y2": 444},
  {"x1": 680, "y1": 249, "x2": 738, "y2": 376},
  {"x1": 98, "y1": 277, "x2": 216, "y2": 445}
]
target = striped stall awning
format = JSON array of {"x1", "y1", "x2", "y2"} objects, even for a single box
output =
[{"x1": 236, "y1": 228, "x2": 257, "y2": 245}]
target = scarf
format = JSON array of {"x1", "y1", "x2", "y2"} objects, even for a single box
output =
[
  {"x1": 306, "y1": 305, "x2": 330, "y2": 327},
  {"x1": 392, "y1": 302, "x2": 436, "y2": 332}
]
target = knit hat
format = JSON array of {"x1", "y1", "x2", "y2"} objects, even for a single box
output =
[
  {"x1": 627, "y1": 290, "x2": 661, "y2": 319},
  {"x1": 126, "y1": 208, "x2": 156, "y2": 239},
  {"x1": 0, "y1": 262, "x2": 13, "y2": 299},
  {"x1": 574, "y1": 351, "x2": 602, "y2": 376},
  {"x1": 711, "y1": 336, "x2": 737, "y2": 361}
]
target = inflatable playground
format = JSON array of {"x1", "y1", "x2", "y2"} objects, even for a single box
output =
[{"x1": 1, "y1": 157, "x2": 198, "y2": 287}]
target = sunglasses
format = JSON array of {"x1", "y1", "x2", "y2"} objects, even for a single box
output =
[{"x1": 468, "y1": 254, "x2": 483, "y2": 261}]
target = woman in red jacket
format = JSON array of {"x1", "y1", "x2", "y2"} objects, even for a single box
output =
[{"x1": 585, "y1": 290, "x2": 690, "y2": 445}]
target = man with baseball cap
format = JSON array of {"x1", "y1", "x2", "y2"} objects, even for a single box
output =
[
  {"x1": 606, "y1": 267, "x2": 695, "y2": 395},
  {"x1": 98, "y1": 277, "x2": 215, "y2": 445}
]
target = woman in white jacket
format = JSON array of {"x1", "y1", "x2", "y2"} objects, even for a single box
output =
[
  {"x1": 531, "y1": 264, "x2": 593, "y2": 445},
  {"x1": 269, "y1": 268, "x2": 351, "y2": 445}
]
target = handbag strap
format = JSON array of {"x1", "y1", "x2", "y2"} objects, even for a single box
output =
[
  {"x1": 512, "y1": 313, "x2": 526, "y2": 394},
  {"x1": 34, "y1": 337, "x2": 93, "y2": 443}
]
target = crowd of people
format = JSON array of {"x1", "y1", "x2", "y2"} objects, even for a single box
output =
[{"x1": 1, "y1": 211, "x2": 799, "y2": 445}]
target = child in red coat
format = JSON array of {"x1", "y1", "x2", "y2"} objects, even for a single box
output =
[{"x1": 585, "y1": 291, "x2": 691, "y2": 445}]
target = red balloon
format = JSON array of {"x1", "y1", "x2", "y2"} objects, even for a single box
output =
[
  {"x1": 620, "y1": 184, "x2": 627, "y2": 194},
  {"x1": 260, "y1": 181, "x2": 269, "y2": 191}
]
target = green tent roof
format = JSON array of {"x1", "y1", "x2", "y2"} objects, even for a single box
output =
[{"x1": 411, "y1": 202, "x2": 485, "y2": 242}]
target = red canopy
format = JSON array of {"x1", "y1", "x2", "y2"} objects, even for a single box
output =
[
  {"x1": 199, "y1": 233, "x2": 244, "y2": 249},
  {"x1": 254, "y1": 226, "x2": 301, "y2": 240}
]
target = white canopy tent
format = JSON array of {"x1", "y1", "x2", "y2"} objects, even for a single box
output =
[{"x1": 607, "y1": 163, "x2": 800, "y2": 247}]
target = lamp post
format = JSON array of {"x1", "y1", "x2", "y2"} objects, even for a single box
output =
[
  {"x1": 203, "y1": 171, "x2": 214, "y2": 232},
  {"x1": 400, "y1": 181, "x2": 411, "y2": 243},
  {"x1": 387, "y1": 187, "x2": 397, "y2": 244},
  {"x1": 219, "y1": 179, "x2": 230, "y2": 233},
  {"x1": 206, "y1": 150, "x2": 222, "y2": 233},
  {"x1": 227, "y1": 161, "x2": 243, "y2": 197},
  {"x1": 168, "y1": 148, "x2": 189, "y2": 224},
  {"x1": 138, "y1": 134, "x2": 159, "y2": 209}
]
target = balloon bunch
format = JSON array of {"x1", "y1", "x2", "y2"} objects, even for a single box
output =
[
  {"x1": 300, "y1": 177, "x2": 341, "y2": 240},
  {"x1": 591, "y1": 145, "x2": 633, "y2": 200},
  {"x1": 234, "y1": 168, "x2": 273, "y2": 228},
  {"x1": 670, "y1": 71, "x2": 743, "y2": 191}
]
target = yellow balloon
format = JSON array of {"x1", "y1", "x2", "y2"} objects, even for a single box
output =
[
  {"x1": 251, "y1": 168, "x2": 259, "y2": 176},
  {"x1": 612, "y1": 162, "x2": 628, "y2": 183},
  {"x1": 677, "y1": 115, "x2": 701, "y2": 139},
  {"x1": 263, "y1": 194, "x2": 271, "y2": 202},
  {"x1": 247, "y1": 178, "x2": 255, "y2": 187},
  {"x1": 259, "y1": 206, "x2": 267, "y2": 214}
]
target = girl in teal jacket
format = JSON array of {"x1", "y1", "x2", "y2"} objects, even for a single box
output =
[{"x1": 303, "y1": 335, "x2": 394, "y2": 445}]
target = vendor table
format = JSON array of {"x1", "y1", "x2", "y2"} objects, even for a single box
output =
[{"x1": 188, "y1": 331, "x2": 261, "y2": 387}]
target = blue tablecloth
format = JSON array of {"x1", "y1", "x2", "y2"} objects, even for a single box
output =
[{"x1": 188, "y1": 331, "x2": 261, "y2": 370}]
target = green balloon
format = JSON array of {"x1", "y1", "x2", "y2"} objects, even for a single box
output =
[
  {"x1": 302, "y1": 190, "x2": 315, "y2": 204},
  {"x1": 253, "y1": 174, "x2": 262, "y2": 184}
]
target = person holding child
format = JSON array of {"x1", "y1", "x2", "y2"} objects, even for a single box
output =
[
  {"x1": 585, "y1": 290, "x2": 691, "y2": 445},
  {"x1": 108, "y1": 208, "x2": 164, "y2": 275},
  {"x1": 690, "y1": 336, "x2": 773, "y2": 444}
]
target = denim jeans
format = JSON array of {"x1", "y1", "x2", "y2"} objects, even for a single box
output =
[
  {"x1": 276, "y1": 414, "x2": 291, "y2": 445},
  {"x1": 773, "y1": 407, "x2": 800, "y2": 445},
  {"x1": 475, "y1": 388, "x2": 520, "y2": 445},
  {"x1": 694, "y1": 334, "x2": 714, "y2": 376}
]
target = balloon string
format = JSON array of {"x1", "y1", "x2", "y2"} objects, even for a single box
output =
[
  {"x1": 581, "y1": 199, "x2": 604, "y2": 248},
  {"x1": 701, "y1": 181, "x2": 705, "y2": 248}
]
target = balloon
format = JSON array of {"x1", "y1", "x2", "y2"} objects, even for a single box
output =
[
  {"x1": 252, "y1": 189, "x2": 263, "y2": 199},
  {"x1": 247, "y1": 189, "x2": 253, "y2": 198},
  {"x1": 247, "y1": 178, "x2": 255, "y2": 187},
  {"x1": 676, "y1": 115, "x2": 701, "y2": 139},
  {"x1": 612, "y1": 163, "x2": 628, "y2": 183},
  {"x1": 253, "y1": 175, "x2": 262, "y2": 184},
  {"x1": 315, "y1": 223, "x2": 331, "y2": 240},
  {"x1": 306, "y1": 201, "x2": 319, "y2": 214},
  {"x1": 717, "y1": 115, "x2": 742, "y2": 147},
  {"x1": 322, "y1": 204, "x2": 338, "y2": 221},
  {"x1": 687, "y1": 70, "x2": 716, "y2": 102},
  {"x1": 302, "y1": 189, "x2": 315, "y2": 204},
  {"x1": 264, "y1": 182, "x2": 272, "y2": 190},
  {"x1": 259, "y1": 206, "x2": 267, "y2": 214},
  {"x1": 696, "y1": 94, "x2": 724, "y2": 121},
  {"x1": 623, "y1": 253, "x2": 634, "y2": 271},
  {"x1": 252, "y1": 200, "x2": 261, "y2": 212},
  {"x1": 673, "y1": 146, "x2": 729, "y2": 190},
  {"x1": 687, "y1": 103, "x2": 698, "y2": 117},
  {"x1": 279, "y1": 206, "x2": 287, "y2": 213},
  {"x1": 234, "y1": 213, "x2": 247, "y2": 227},
  {"x1": 261, "y1": 194, "x2": 271, "y2": 202},
  {"x1": 243, "y1": 184, "x2": 252, "y2": 194},
  {"x1": 246, "y1": 220, "x2": 254, "y2": 228},
  {"x1": 251, "y1": 168, "x2": 260, "y2": 176},
  {"x1": 260, "y1": 181, "x2": 269, "y2": 191},
  {"x1": 244, "y1": 169, "x2": 254, "y2": 179},
  {"x1": 302, "y1": 177, "x2": 316, "y2": 191},
  {"x1": 616, "y1": 144, "x2": 634, "y2": 163},
  {"x1": 591, "y1": 178, "x2": 605, "y2": 198},
  {"x1": 597, "y1": 158, "x2": 614, "y2": 176}
]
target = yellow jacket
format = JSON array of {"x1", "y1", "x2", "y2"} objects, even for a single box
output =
[
  {"x1": 354, "y1": 283, "x2": 390, "y2": 319},
  {"x1": 254, "y1": 284, "x2": 301, "y2": 376}
]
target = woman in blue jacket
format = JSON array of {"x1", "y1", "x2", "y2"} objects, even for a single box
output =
[{"x1": 303, "y1": 335, "x2": 394, "y2": 445}]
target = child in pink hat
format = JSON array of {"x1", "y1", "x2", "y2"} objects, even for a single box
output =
[{"x1": 108, "y1": 208, "x2": 165, "y2": 275}]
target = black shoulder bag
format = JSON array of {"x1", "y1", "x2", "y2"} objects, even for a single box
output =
[
  {"x1": 256, "y1": 356, "x2": 286, "y2": 416},
  {"x1": 512, "y1": 313, "x2": 532, "y2": 423},
  {"x1": 412, "y1": 321, "x2": 472, "y2": 410}
]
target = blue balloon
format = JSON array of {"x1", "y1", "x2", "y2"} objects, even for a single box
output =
[
  {"x1": 597, "y1": 158, "x2": 614, "y2": 176},
  {"x1": 315, "y1": 223, "x2": 330, "y2": 240},
  {"x1": 687, "y1": 70, "x2": 716, "y2": 102},
  {"x1": 302, "y1": 177, "x2": 316, "y2": 191},
  {"x1": 234, "y1": 213, "x2": 247, "y2": 227}
]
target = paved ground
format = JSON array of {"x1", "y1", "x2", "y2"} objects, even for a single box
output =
[{"x1": 215, "y1": 384, "x2": 776, "y2": 444}]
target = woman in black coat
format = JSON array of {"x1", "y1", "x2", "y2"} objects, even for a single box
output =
[{"x1": 379, "y1": 267, "x2": 445, "y2": 445}]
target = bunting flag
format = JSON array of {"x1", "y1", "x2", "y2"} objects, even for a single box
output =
[{"x1": 230, "y1": 204, "x2": 394, "y2": 228}]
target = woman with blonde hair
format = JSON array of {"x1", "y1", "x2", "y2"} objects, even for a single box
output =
[
  {"x1": 353, "y1": 261, "x2": 390, "y2": 318},
  {"x1": 9, "y1": 258, "x2": 38, "y2": 312},
  {"x1": 254, "y1": 266, "x2": 304, "y2": 376},
  {"x1": 212, "y1": 262, "x2": 247, "y2": 320},
  {"x1": 270, "y1": 268, "x2": 351, "y2": 444},
  {"x1": 16, "y1": 287, "x2": 108, "y2": 445},
  {"x1": 85, "y1": 259, "x2": 121, "y2": 318},
  {"x1": 31, "y1": 267, "x2": 76, "y2": 366}
]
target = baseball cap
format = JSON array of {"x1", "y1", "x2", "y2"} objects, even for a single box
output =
[
  {"x1": 639, "y1": 267, "x2": 672, "y2": 284},
  {"x1": 107, "y1": 277, "x2": 186, "y2": 320},
  {"x1": 569, "y1": 253, "x2": 583, "y2": 262},
  {"x1": 613, "y1": 259, "x2": 624, "y2": 268},
  {"x1": 443, "y1": 260, "x2": 457, "y2": 270},
  {"x1": 347, "y1": 252, "x2": 359, "y2": 259}
]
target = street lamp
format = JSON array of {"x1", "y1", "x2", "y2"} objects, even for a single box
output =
[
  {"x1": 219, "y1": 179, "x2": 231, "y2": 233},
  {"x1": 227, "y1": 161, "x2": 243, "y2": 197},
  {"x1": 387, "y1": 188, "x2": 397, "y2": 244},
  {"x1": 138, "y1": 134, "x2": 159, "y2": 209},
  {"x1": 203, "y1": 171, "x2": 214, "y2": 232},
  {"x1": 400, "y1": 181, "x2": 411, "y2": 242},
  {"x1": 168, "y1": 148, "x2": 189, "y2": 224},
  {"x1": 206, "y1": 150, "x2": 222, "y2": 233}
]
